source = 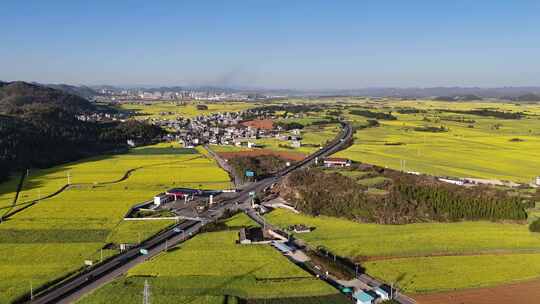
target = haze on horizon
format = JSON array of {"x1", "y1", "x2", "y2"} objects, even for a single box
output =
[{"x1": 1, "y1": 0, "x2": 539, "y2": 90}]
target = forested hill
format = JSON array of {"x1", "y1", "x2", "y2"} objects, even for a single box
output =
[
  {"x1": 0, "y1": 82, "x2": 164, "y2": 183},
  {"x1": 45, "y1": 83, "x2": 99, "y2": 99},
  {"x1": 0, "y1": 81, "x2": 97, "y2": 114}
]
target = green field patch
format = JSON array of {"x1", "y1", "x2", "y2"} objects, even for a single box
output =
[
  {"x1": 337, "y1": 100, "x2": 540, "y2": 183},
  {"x1": 79, "y1": 226, "x2": 340, "y2": 303},
  {"x1": 365, "y1": 253, "x2": 540, "y2": 293},
  {"x1": 0, "y1": 229, "x2": 110, "y2": 243},
  {"x1": 0, "y1": 142, "x2": 233, "y2": 303},
  {"x1": 355, "y1": 176, "x2": 389, "y2": 187},
  {"x1": 265, "y1": 209, "x2": 540, "y2": 258},
  {"x1": 106, "y1": 220, "x2": 176, "y2": 244}
]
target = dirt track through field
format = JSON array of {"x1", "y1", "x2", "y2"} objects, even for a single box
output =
[
  {"x1": 414, "y1": 278, "x2": 540, "y2": 304},
  {"x1": 363, "y1": 249, "x2": 540, "y2": 262}
]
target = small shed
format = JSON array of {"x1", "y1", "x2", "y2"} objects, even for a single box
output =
[
  {"x1": 153, "y1": 194, "x2": 172, "y2": 206},
  {"x1": 374, "y1": 286, "x2": 390, "y2": 300},
  {"x1": 352, "y1": 291, "x2": 375, "y2": 304},
  {"x1": 239, "y1": 228, "x2": 251, "y2": 244}
]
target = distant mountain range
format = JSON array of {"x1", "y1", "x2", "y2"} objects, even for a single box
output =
[
  {"x1": 3, "y1": 81, "x2": 540, "y2": 100},
  {"x1": 86, "y1": 85, "x2": 540, "y2": 100},
  {"x1": 45, "y1": 83, "x2": 100, "y2": 99}
]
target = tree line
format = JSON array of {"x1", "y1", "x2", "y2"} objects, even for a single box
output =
[
  {"x1": 439, "y1": 109, "x2": 524, "y2": 119},
  {"x1": 279, "y1": 168, "x2": 530, "y2": 224},
  {"x1": 349, "y1": 109, "x2": 397, "y2": 120},
  {"x1": 228, "y1": 155, "x2": 287, "y2": 182}
]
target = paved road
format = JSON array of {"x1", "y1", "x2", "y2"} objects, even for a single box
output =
[
  {"x1": 28, "y1": 122, "x2": 353, "y2": 304},
  {"x1": 245, "y1": 210, "x2": 416, "y2": 304}
]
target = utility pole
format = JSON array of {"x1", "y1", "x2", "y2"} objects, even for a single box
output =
[
  {"x1": 100, "y1": 248, "x2": 103, "y2": 262},
  {"x1": 143, "y1": 279, "x2": 151, "y2": 304},
  {"x1": 67, "y1": 172, "x2": 71, "y2": 185},
  {"x1": 30, "y1": 281, "x2": 33, "y2": 300}
]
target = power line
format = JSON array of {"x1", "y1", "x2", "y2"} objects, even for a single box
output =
[{"x1": 143, "y1": 279, "x2": 151, "y2": 304}]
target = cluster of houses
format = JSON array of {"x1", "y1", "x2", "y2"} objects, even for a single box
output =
[
  {"x1": 76, "y1": 112, "x2": 129, "y2": 122},
  {"x1": 140, "y1": 108, "x2": 312, "y2": 150},
  {"x1": 437, "y1": 176, "x2": 521, "y2": 188},
  {"x1": 96, "y1": 88, "x2": 260, "y2": 102}
]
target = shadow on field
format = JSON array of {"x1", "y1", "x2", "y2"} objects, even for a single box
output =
[
  {"x1": 176, "y1": 265, "x2": 266, "y2": 304},
  {"x1": 128, "y1": 147, "x2": 198, "y2": 155}
]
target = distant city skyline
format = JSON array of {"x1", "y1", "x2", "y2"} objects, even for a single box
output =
[{"x1": 1, "y1": 1, "x2": 540, "y2": 89}]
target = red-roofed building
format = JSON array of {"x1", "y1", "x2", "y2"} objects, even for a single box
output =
[{"x1": 323, "y1": 157, "x2": 352, "y2": 168}]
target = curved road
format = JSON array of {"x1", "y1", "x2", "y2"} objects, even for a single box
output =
[{"x1": 29, "y1": 122, "x2": 353, "y2": 304}]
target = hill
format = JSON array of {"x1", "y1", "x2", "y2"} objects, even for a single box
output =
[
  {"x1": 512, "y1": 93, "x2": 540, "y2": 102},
  {"x1": 0, "y1": 82, "x2": 165, "y2": 183},
  {"x1": 45, "y1": 83, "x2": 99, "y2": 99},
  {"x1": 0, "y1": 81, "x2": 97, "y2": 114}
]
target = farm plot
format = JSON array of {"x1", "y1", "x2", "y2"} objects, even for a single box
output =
[
  {"x1": 265, "y1": 210, "x2": 540, "y2": 258},
  {"x1": 0, "y1": 143, "x2": 232, "y2": 303},
  {"x1": 77, "y1": 214, "x2": 344, "y2": 303},
  {"x1": 119, "y1": 101, "x2": 256, "y2": 120},
  {"x1": 364, "y1": 253, "x2": 540, "y2": 293},
  {"x1": 337, "y1": 100, "x2": 540, "y2": 183},
  {"x1": 264, "y1": 209, "x2": 540, "y2": 292}
]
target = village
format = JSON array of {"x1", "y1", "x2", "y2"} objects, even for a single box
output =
[{"x1": 139, "y1": 108, "x2": 307, "y2": 150}]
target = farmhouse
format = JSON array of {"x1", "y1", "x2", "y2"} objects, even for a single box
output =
[
  {"x1": 323, "y1": 157, "x2": 351, "y2": 168},
  {"x1": 238, "y1": 227, "x2": 267, "y2": 244},
  {"x1": 153, "y1": 193, "x2": 173, "y2": 206},
  {"x1": 291, "y1": 140, "x2": 302, "y2": 148},
  {"x1": 238, "y1": 227, "x2": 288, "y2": 244}
]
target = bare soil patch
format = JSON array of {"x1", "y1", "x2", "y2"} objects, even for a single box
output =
[
  {"x1": 414, "y1": 278, "x2": 540, "y2": 304},
  {"x1": 218, "y1": 149, "x2": 306, "y2": 161},
  {"x1": 240, "y1": 119, "x2": 274, "y2": 130}
]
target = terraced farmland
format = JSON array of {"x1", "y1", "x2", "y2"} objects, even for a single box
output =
[
  {"x1": 0, "y1": 143, "x2": 232, "y2": 303},
  {"x1": 264, "y1": 209, "x2": 540, "y2": 293},
  {"x1": 77, "y1": 214, "x2": 346, "y2": 304}
]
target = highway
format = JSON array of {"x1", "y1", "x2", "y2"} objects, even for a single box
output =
[{"x1": 28, "y1": 122, "x2": 353, "y2": 304}]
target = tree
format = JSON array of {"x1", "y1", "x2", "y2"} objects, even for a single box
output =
[{"x1": 530, "y1": 218, "x2": 540, "y2": 232}]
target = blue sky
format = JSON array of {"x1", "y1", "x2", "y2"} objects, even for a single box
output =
[{"x1": 1, "y1": 1, "x2": 539, "y2": 89}]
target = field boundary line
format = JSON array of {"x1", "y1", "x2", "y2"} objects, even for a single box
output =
[{"x1": 0, "y1": 155, "x2": 205, "y2": 223}]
